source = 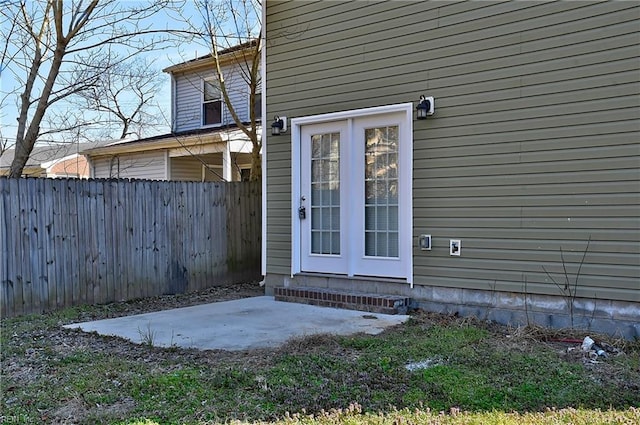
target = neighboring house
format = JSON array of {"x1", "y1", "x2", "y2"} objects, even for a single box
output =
[
  {"x1": 41, "y1": 153, "x2": 90, "y2": 178},
  {"x1": 0, "y1": 143, "x2": 99, "y2": 178},
  {"x1": 84, "y1": 42, "x2": 261, "y2": 181},
  {"x1": 263, "y1": 2, "x2": 639, "y2": 337}
]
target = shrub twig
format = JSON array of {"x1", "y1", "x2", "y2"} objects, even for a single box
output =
[{"x1": 541, "y1": 236, "x2": 592, "y2": 328}]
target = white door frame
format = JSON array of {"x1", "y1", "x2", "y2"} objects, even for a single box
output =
[{"x1": 291, "y1": 103, "x2": 413, "y2": 284}]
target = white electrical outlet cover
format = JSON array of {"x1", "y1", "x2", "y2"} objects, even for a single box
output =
[
  {"x1": 450, "y1": 239, "x2": 461, "y2": 256},
  {"x1": 419, "y1": 234, "x2": 431, "y2": 250}
]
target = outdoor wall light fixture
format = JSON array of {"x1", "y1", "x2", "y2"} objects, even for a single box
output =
[
  {"x1": 416, "y1": 95, "x2": 435, "y2": 119},
  {"x1": 271, "y1": 115, "x2": 287, "y2": 135}
]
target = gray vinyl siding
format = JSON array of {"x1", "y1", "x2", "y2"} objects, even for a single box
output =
[
  {"x1": 173, "y1": 64, "x2": 254, "y2": 132},
  {"x1": 91, "y1": 151, "x2": 167, "y2": 180},
  {"x1": 170, "y1": 157, "x2": 203, "y2": 181},
  {"x1": 265, "y1": 2, "x2": 640, "y2": 302}
]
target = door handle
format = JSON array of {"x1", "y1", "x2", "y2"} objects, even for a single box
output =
[{"x1": 298, "y1": 196, "x2": 306, "y2": 219}]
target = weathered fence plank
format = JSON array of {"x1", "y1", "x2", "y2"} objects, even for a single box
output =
[
  {"x1": 0, "y1": 179, "x2": 8, "y2": 316},
  {"x1": 0, "y1": 178, "x2": 261, "y2": 317},
  {"x1": 58, "y1": 181, "x2": 69, "y2": 307},
  {"x1": 104, "y1": 180, "x2": 116, "y2": 304},
  {"x1": 77, "y1": 180, "x2": 88, "y2": 307},
  {"x1": 18, "y1": 178, "x2": 30, "y2": 315},
  {"x1": 41, "y1": 179, "x2": 53, "y2": 312},
  {"x1": 52, "y1": 180, "x2": 64, "y2": 309},
  {"x1": 69, "y1": 181, "x2": 81, "y2": 306}
]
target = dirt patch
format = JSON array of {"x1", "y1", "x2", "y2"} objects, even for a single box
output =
[{"x1": 72, "y1": 281, "x2": 265, "y2": 322}]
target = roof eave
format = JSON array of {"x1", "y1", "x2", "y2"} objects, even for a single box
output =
[{"x1": 162, "y1": 45, "x2": 257, "y2": 74}]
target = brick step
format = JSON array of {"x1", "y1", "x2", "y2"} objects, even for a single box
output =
[{"x1": 273, "y1": 286, "x2": 410, "y2": 315}]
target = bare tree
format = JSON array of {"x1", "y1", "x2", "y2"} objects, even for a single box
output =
[
  {"x1": 74, "y1": 57, "x2": 164, "y2": 140},
  {"x1": 0, "y1": 137, "x2": 10, "y2": 159},
  {"x1": 195, "y1": 0, "x2": 262, "y2": 181},
  {"x1": 0, "y1": 0, "x2": 183, "y2": 177}
]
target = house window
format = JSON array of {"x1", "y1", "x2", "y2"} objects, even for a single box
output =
[
  {"x1": 292, "y1": 103, "x2": 413, "y2": 283},
  {"x1": 240, "y1": 168, "x2": 252, "y2": 181},
  {"x1": 203, "y1": 79, "x2": 222, "y2": 126}
]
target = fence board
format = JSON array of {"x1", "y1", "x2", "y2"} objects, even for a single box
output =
[
  {"x1": 106, "y1": 180, "x2": 116, "y2": 302},
  {"x1": 217, "y1": 183, "x2": 228, "y2": 282},
  {"x1": 100, "y1": 180, "x2": 116, "y2": 300},
  {"x1": 77, "y1": 180, "x2": 88, "y2": 306},
  {"x1": 122, "y1": 182, "x2": 130, "y2": 300},
  {"x1": 141, "y1": 180, "x2": 151, "y2": 298},
  {"x1": 91, "y1": 180, "x2": 100, "y2": 305},
  {"x1": 0, "y1": 178, "x2": 261, "y2": 317},
  {"x1": 70, "y1": 182, "x2": 81, "y2": 305},
  {"x1": 11, "y1": 178, "x2": 21, "y2": 316},
  {"x1": 42, "y1": 179, "x2": 53, "y2": 312},
  {"x1": 35, "y1": 179, "x2": 47, "y2": 311},
  {"x1": 94, "y1": 181, "x2": 104, "y2": 303},
  {"x1": 52, "y1": 180, "x2": 65, "y2": 309},
  {"x1": 19, "y1": 179, "x2": 32, "y2": 314},
  {"x1": 133, "y1": 181, "x2": 141, "y2": 298},
  {"x1": 0, "y1": 179, "x2": 8, "y2": 316},
  {"x1": 86, "y1": 180, "x2": 96, "y2": 305},
  {"x1": 115, "y1": 179, "x2": 125, "y2": 301},
  {"x1": 57, "y1": 180, "x2": 69, "y2": 308},
  {"x1": 185, "y1": 183, "x2": 195, "y2": 287},
  {"x1": 141, "y1": 182, "x2": 149, "y2": 294}
]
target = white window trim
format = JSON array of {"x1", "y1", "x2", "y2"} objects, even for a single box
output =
[
  {"x1": 202, "y1": 77, "x2": 224, "y2": 128},
  {"x1": 291, "y1": 103, "x2": 414, "y2": 285}
]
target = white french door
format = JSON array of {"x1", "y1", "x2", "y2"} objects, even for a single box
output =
[
  {"x1": 294, "y1": 105, "x2": 412, "y2": 282},
  {"x1": 299, "y1": 121, "x2": 348, "y2": 274}
]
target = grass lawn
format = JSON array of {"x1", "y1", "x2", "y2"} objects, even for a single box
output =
[{"x1": 1, "y1": 288, "x2": 638, "y2": 424}]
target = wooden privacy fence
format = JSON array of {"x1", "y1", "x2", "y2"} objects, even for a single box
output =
[{"x1": 0, "y1": 178, "x2": 261, "y2": 317}]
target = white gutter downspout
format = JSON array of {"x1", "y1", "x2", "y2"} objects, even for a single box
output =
[
  {"x1": 260, "y1": 1, "x2": 267, "y2": 277},
  {"x1": 165, "y1": 151, "x2": 171, "y2": 180},
  {"x1": 171, "y1": 73, "x2": 177, "y2": 132}
]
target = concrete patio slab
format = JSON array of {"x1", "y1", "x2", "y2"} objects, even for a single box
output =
[{"x1": 64, "y1": 296, "x2": 410, "y2": 351}]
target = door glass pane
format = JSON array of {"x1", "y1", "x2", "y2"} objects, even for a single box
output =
[
  {"x1": 311, "y1": 206, "x2": 320, "y2": 228},
  {"x1": 331, "y1": 207, "x2": 340, "y2": 231},
  {"x1": 365, "y1": 206, "x2": 375, "y2": 231},
  {"x1": 377, "y1": 206, "x2": 388, "y2": 231},
  {"x1": 388, "y1": 206, "x2": 398, "y2": 231},
  {"x1": 311, "y1": 132, "x2": 340, "y2": 255},
  {"x1": 365, "y1": 232, "x2": 376, "y2": 257},
  {"x1": 388, "y1": 232, "x2": 399, "y2": 257},
  {"x1": 311, "y1": 231, "x2": 321, "y2": 253},
  {"x1": 331, "y1": 231, "x2": 340, "y2": 253},
  {"x1": 364, "y1": 125, "x2": 399, "y2": 258}
]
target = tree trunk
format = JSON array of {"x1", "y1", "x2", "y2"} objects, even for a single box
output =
[
  {"x1": 9, "y1": 44, "x2": 66, "y2": 177},
  {"x1": 249, "y1": 142, "x2": 261, "y2": 182}
]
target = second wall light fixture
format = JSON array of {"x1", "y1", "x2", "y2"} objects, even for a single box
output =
[
  {"x1": 416, "y1": 95, "x2": 435, "y2": 119},
  {"x1": 271, "y1": 115, "x2": 287, "y2": 135}
]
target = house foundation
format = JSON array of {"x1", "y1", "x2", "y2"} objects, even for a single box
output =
[{"x1": 264, "y1": 273, "x2": 640, "y2": 339}]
